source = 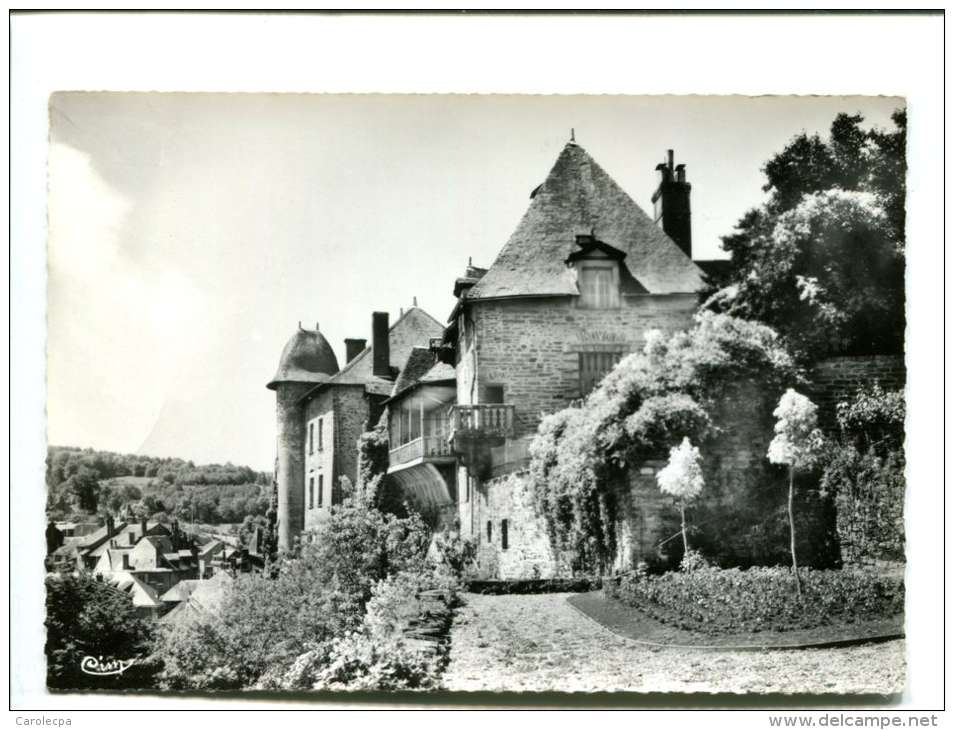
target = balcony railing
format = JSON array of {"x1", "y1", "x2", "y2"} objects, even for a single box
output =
[
  {"x1": 389, "y1": 435, "x2": 455, "y2": 466},
  {"x1": 450, "y1": 404, "x2": 515, "y2": 437}
]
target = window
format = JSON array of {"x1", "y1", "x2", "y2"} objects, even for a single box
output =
[
  {"x1": 484, "y1": 384, "x2": 505, "y2": 404},
  {"x1": 308, "y1": 423, "x2": 314, "y2": 454},
  {"x1": 318, "y1": 475, "x2": 324, "y2": 507},
  {"x1": 501, "y1": 519, "x2": 509, "y2": 550},
  {"x1": 486, "y1": 520, "x2": 493, "y2": 542},
  {"x1": 308, "y1": 477, "x2": 315, "y2": 509},
  {"x1": 317, "y1": 418, "x2": 324, "y2": 450},
  {"x1": 579, "y1": 351, "x2": 625, "y2": 395},
  {"x1": 578, "y1": 264, "x2": 620, "y2": 308}
]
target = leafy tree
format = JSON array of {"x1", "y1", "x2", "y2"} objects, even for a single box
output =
[
  {"x1": 656, "y1": 437, "x2": 705, "y2": 556},
  {"x1": 767, "y1": 389, "x2": 825, "y2": 597},
  {"x1": 45, "y1": 573, "x2": 155, "y2": 690},
  {"x1": 706, "y1": 111, "x2": 906, "y2": 359},
  {"x1": 65, "y1": 465, "x2": 101, "y2": 513}
]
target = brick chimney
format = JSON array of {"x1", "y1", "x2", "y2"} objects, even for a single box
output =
[
  {"x1": 106, "y1": 515, "x2": 115, "y2": 538},
  {"x1": 372, "y1": 312, "x2": 390, "y2": 378},
  {"x1": 345, "y1": 338, "x2": 367, "y2": 364},
  {"x1": 651, "y1": 149, "x2": 692, "y2": 259}
]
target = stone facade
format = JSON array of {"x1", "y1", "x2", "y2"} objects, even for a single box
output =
[
  {"x1": 455, "y1": 293, "x2": 698, "y2": 568},
  {"x1": 456, "y1": 294, "x2": 698, "y2": 439}
]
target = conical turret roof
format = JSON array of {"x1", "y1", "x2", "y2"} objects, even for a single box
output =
[{"x1": 266, "y1": 326, "x2": 340, "y2": 390}]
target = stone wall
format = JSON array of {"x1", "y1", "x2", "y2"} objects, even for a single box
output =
[
  {"x1": 807, "y1": 355, "x2": 906, "y2": 430},
  {"x1": 332, "y1": 386, "x2": 370, "y2": 493},
  {"x1": 471, "y1": 471, "x2": 560, "y2": 580}
]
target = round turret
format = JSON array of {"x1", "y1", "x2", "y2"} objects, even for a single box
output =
[{"x1": 266, "y1": 324, "x2": 340, "y2": 390}]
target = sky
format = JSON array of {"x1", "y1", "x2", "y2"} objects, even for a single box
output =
[{"x1": 46, "y1": 94, "x2": 902, "y2": 470}]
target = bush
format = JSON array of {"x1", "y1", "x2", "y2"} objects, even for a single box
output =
[
  {"x1": 269, "y1": 566, "x2": 457, "y2": 691},
  {"x1": 821, "y1": 386, "x2": 906, "y2": 565},
  {"x1": 46, "y1": 573, "x2": 156, "y2": 690},
  {"x1": 528, "y1": 312, "x2": 800, "y2": 572},
  {"x1": 608, "y1": 565, "x2": 903, "y2": 635},
  {"x1": 156, "y1": 493, "x2": 431, "y2": 690}
]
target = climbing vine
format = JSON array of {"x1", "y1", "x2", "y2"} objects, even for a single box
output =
[{"x1": 527, "y1": 312, "x2": 800, "y2": 574}]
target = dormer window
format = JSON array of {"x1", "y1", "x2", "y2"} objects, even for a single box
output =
[
  {"x1": 566, "y1": 234, "x2": 628, "y2": 309},
  {"x1": 578, "y1": 262, "x2": 620, "y2": 308}
]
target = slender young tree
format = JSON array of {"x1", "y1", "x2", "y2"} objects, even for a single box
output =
[
  {"x1": 656, "y1": 437, "x2": 705, "y2": 560},
  {"x1": 767, "y1": 389, "x2": 824, "y2": 597}
]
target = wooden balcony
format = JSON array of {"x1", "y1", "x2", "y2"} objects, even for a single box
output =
[{"x1": 388, "y1": 435, "x2": 455, "y2": 470}]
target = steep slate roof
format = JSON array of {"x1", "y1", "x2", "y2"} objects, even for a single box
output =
[
  {"x1": 300, "y1": 307, "x2": 445, "y2": 402},
  {"x1": 390, "y1": 347, "x2": 436, "y2": 399},
  {"x1": 468, "y1": 142, "x2": 705, "y2": 300}
]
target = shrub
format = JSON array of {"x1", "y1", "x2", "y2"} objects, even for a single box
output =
[
  {"x1": 821, "y1": 386, "x2": 906, "y2": 565},
  {"x1": 156, "y1": 494, "x2": 431, "y2": 690},
  {"x1": 608, "y1": 565, "x2": 903, "y2": 635},
  {"x1": 528, "y1": 312, "x2": 800, "y2": 572},
  {"x1": 46, "y1": 572, "x2": 156, "y2": 690}
]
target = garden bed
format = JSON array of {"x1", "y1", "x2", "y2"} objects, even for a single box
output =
[
  {"x1": 583, "y1": 565, "x2": 904, "y2": 648},
  {"x1": 568, "y1": 591, "x2": 904, "y2": 650},
  {"x1": 465, "y1": 577, "x2": 600, "y2": 595}
]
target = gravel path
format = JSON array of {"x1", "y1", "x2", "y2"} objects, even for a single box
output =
[{"x1": 442, "y1": 593, "x2": 905, "y2": 695}]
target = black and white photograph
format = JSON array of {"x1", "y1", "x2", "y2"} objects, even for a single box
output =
[{"x1": 9, "y1": 9, "x2": 945, "y2": 720}]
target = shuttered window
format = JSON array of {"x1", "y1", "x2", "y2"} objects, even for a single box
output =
[
  {"x1": 578, "y1": 264, "x2": 619, "y2": 308},
  {"x1": 579, "y1": 351, "x2": 624, "y2": 395}
]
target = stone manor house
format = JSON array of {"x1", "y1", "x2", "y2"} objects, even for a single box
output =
[{"x1": 267, "y1": 139, "x2": 904, "y2": 577}]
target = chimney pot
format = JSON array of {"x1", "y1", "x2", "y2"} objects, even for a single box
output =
[
  {"x1": 667, "y1": 149, "x2": 674, "y2": 170},
  {"x1": 372, "y1": 312, "x2": 390, "y2": 378}
]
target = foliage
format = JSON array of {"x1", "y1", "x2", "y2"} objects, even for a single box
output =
[
  {"x1": 46, "y1": 572, "x2": 156, "y2": 690},
  {"x1": 527, "y1": 312, "x2": 799, "y2": 573},
  {"x1": 657, "y1": 437, "x2": 704, "y2": 502},
  {"x1": 46, "y1": 445, "x2": 271, "y2": 525},
  {"x1": 357, "y1": 418, "x2": 390, "y2": 489},
  {"x1": 307, "y1": 568, "x2": 455, "y2": 691},
  {"x1": 679, "y1": 548, "x2": 709, "y2": 573},
  {"x1": 767, "y1": 390, "x2": 825, "y2": 470},
  {"x1": 607, "y1": 565, "x2": 904, "y2": 635},
  {"x1": 430, "y1": 529, "x2": 478, "y2": 580},
  {"x1": 657, "y1": 437, "x2": 705, "y2": 557},
  {"x1": 768, "y1": 389, "x2": 824, "y2": 595},
  {"x1": 821, "y1": 386, "x2": 906, "y2": 564},
  {"x1": 155, "y1": 493, "x2": 431, "y2": 690},
  {"x1": 705, "y1": 111, "x2": 906, "y2": 359}
]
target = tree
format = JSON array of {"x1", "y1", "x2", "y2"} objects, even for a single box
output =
[
  {"x1": 45, "y1": 573, "x2": 155, "y2": 689},
  {"x1": 65, "y1": 465, "x2": 100, "y2": 513},
  {"x1": 767, "y1": 389, "x2": 824, "y2": 597},
  {"x1": 706, "y1": 111, "x2": 906, "y2": 360},
  {"x1": 656, "y1": 437, "x2": 705, "y2": 557}
]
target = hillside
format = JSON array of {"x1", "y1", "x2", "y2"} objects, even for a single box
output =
[{"x1": 46, "y1": 445, "x2": 272, "y2": 525}]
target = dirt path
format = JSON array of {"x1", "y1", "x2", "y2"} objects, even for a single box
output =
[{"x1": 442, "y1": 593, "x2": 905, "y2": 695}]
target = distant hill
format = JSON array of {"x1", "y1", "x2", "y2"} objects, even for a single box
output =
[{"x1": 46, "y1": 445, "x2": 272, "y2": 525}]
